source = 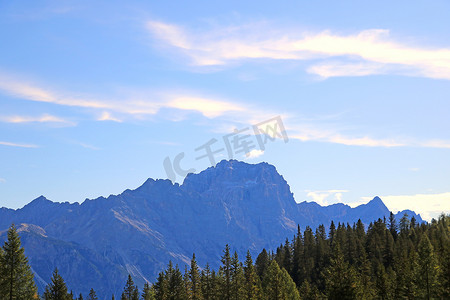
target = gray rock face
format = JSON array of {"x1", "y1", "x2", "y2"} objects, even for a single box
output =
[{"x1": 0, "y1": 160, "x2": 423, "y2": 299}]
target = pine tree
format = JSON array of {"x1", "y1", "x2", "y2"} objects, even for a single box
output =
[
  {"x1": 255, "y1": 249, "x2": 270, "y2": 280},
  {"x1": 262, "y1": 260, "x2": 300, "y2": 300},
  {"x1": 262, "y1": 260, "x2": 283, "y2": 300},
  {"x1": 78, "y1": 293, "x2": 83, "y2": 300},
  {"x1": 388, "y1": 212, "x2": 398, "y2": 240},
  {"x1": 153, "y1": 270, "x2": 168, "y2": 300},
  {"x1": 279, "y1": 268, "x2": 301, "y2": 300},
  {"x1": 291, "y1": 227, "x2": 304, "y2": 286},
  {"x1": 189, "y1": 253, "x2": 202, "y2": 300},
  {"x1": 0, "y1": 224, "x2": 38, "y2": 300},
  {"x1": 230, "y1": 251, "x2": 244, "y2": 300},
  {"x1": 87, "y1": 289, "x2": 98, "y2": 300},
  {"x1": 121, "y1": 275, "x2": 139, "y2": 300},
  {"x1": 323, "y1": 246, "x2": 358, "y2": 300},
  {"x1": 43, "y1": 268, "x2": 71, "y2": 300},
  {"x1": 200, "y1": 263, "x2": 214, "y2": 300},
  {"x1": 416, "y1": 235, "x2": 439, "y2": 300},
  {"x1": 219, "y1": 244, "x2": 232, "y2": 300},
  {"x1": 142, "y1": 282, "x2": 155, "y2": 300},
  {"x1": 183, "y1": 265, "x2": 191, "y2": 299},
  {"x1": 243, "y1": 251, "x2": 260, "y2": 300},
  {"x1": 167, "y1": 263, "x2": 186, "y2": 299},
  {"x1": 399, "y1": 213, "x2": 410, "y2": 235}
]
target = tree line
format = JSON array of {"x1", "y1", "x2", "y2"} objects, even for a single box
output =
[{"x1": 0, "y1": 212, "x2": 449, "y2": 299}]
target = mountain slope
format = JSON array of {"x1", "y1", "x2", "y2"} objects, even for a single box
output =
[{"x1": 0, "y1": 160, "x2": 423, "y2": 298}]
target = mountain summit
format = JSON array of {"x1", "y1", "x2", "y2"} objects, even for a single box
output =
[{"x1": 0, "y1": 160, "x2": 422, "y2": 298}]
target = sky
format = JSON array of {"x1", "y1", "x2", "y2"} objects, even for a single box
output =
[{"x1": 1, "y1": 0, "x2": 449, "y2": 221}]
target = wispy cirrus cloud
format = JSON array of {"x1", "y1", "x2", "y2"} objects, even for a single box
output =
[
  {"x1": 0, "y1": 113, "x2": 75, "y2": 126},
  {"x1": 0, "y1": 72, "x2": 251, "y2": 122},
  {"x1": 0, "y1": 141, "x2": 39, "y2": 148},
  {"x1": 356, "y1": 192, "x2": 450, "y2": 221},
  {"x1": 146, "y1": 20, "x2": 450, "y2": 80},
  {"x1": 2, "y1": 71, "x2": 450, "y2": 150},
  {"x1": 289, "y1": 124, "x2": 450, "y2": 149}
]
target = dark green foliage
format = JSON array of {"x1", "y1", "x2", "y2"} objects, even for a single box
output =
[
  {"x1": 323, "y1": 245, "x2": 358, "y2": 299},
  {"x1": 142, "y1": 282, "x2": 155, "y2": 300},
  {"x1": 262, "y1": 260, "x2": 300, "y2": 300},
  {"x1": 416, "y1": 235, "x2": 439, "y2": 299},
  {"x1": 43, "y1": 268, "x2": 71, "y2": 300},
  {"x1": 87, "y1": 288, "x2": 98, "y2": 300},
  {"x1": 174, "y1": 213, "x2": 447, "y2": 300},
  {"x1": 254, "y1": 248, "x2": 269, "y2": 280},
  {"x1": 189, "y1": 254, "x2": 202, "y2": 300},
  {"x1": 0, "y1": 224, "x2": 38, "y2": 300},
  {"x1": 243, "y1": 251, "x2": 260, "y2": 300},
  {"x1": 2, "y1": 214, "x2": 450, "y2": 299},
  {"x1": 121, "y1": 275, "x2": 139, "y2": 300},
  {"x1": 219, "y1": 244, "x2": 232, "y2": 300}
]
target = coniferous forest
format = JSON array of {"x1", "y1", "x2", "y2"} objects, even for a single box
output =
[{"x1": 1, "y1": 213, "x2": 449, "y2": 300}]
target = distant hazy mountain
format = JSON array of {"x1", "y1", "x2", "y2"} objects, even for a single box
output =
[{"x1": 0, "y1": 160, "x2": 422, "y2": 298}]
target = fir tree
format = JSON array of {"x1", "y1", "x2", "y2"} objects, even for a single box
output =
[
  {"x1": 417, "y1": 235, "x2": 439, "y2": 300},
  {"x1": 219, "y1": 244, "x2": 232, "y2": 300},
  {"x1": 87, "y1": 289, "x2": 98, "y2": 300},
  {"x1": 43, "y1": 268, "x2": 71, "y2": 300},
  {"x1": 262, "y1": 260, "x2": 283, "y2": 300},
  {"x1": 388, "y1": 212, "x2": 398, "y2": 240},
  {"x1": 243, "y1": 251, "x2": 260, "y2": 300},
  {"x1": 230, "y1": 251, "x2": 244, "y2": 300},
  {"x1": 121, "y1": 275, "x2": 139, "y2": 300},
  {"x1": 189, "y1": 253, "x2": 202, "y2": 300},
  {"x1": 255, "y1": 248, "x2": 270, "y2": 280},
  {"x1": 142, "y1": 282, "x2": 155, "y2": 300},
  {"x1": 0, "y1": 224, "x2": 38, "y2": 300},
  {"x1": 323, "y1": 246, "x2": 358, "y2": 300},
  {"x1": 200, "y1": 263, "x2": 214, "y2": 300}
]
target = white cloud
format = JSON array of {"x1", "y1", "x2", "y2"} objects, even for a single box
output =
[
  {"x1": 0, "y1": 73, "x2": 257, "y2": 123},
  {"x1": 0, "y1": 178, "x2": 5, "y2": 183},
  {"x1": 246, "y1": 149, "x2": 264, "y2": 159},
  {"x1": 0, "y1": 141, "x2": 39, "y2": 148},
  {"x1": 98, "y1": 112, "x2": 122, "y2": 123},
  {"x1": 305, "y1": 189, "x2": 349, "y2": 206},
  {"x1": 0, "y1": 113, "x2": 75, "y2": 125},
  {"x1": 289, "y1": 124, "x2": 450, "y2": 149},
  {"x1": 146, "y1": 21, "x2": 450, "y2": 80},
  {"x1": 166, "y1": 96, "x2": 245, "y2": 118},
  {"x1": 307, "y1": 62, "x2": 386, "y2": 78},
  {"x1": 356, "y1": 192, "x2": 450, "y2": 221}
]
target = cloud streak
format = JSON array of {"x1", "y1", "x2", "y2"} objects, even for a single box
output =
[
  {"x1": 146, "y1": 21, "x2": 450, "y2": 80},
  {"x1": 289, "y1": 124, "x2": 450, "y2": 149},
  {"x1": 0, "y1": 73, "x2": 252, "y2": 121},
  {"x1": 0, "y1": 141, "x2": 39, "y2": 148},
  {"x1": 2, "y1": 71, "x2": 450, "y2": 150},
  {"x1": 0, "y1": 114, "x2": 75, "y2": 125}
]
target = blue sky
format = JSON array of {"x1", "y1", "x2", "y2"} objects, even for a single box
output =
[{"x1": 1, "y1": 0, "x2": 450, "y2": 221}]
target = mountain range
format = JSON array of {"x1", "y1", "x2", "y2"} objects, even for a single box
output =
[{"x1": 0, "y1": 160, "x2": 422, "y2": 298}]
